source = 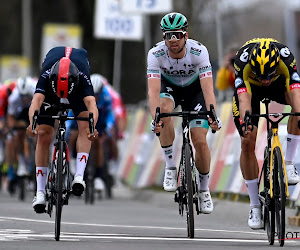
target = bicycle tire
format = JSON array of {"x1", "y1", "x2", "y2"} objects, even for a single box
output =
[
  {"x1": 184, "y1": 144, "x2": 194, "y2": 238},
  {"x1": 262, "y1": 146, "x2": 275, "y2": 245},
  {"x1": 55, "y1": 141, "x2": 64, "y2": 241},
  {"x1": 273, "y1": 146, "x2": 285, "y2": 246}
]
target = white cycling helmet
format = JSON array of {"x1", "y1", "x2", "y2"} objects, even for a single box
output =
[
  {"x1": 17, "y1": 76, "x2": 37, "y2": 96},
  {"x1": 90, "y1": 73, "x2": 106, "y2": 94}
]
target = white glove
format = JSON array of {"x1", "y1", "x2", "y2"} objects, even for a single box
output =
[
  {"x1": 150, "y1": 120, "x2": 156, "y2": 133},
  {"x1": 217, "y1": 117, "x2": 222, "y2": 129}
]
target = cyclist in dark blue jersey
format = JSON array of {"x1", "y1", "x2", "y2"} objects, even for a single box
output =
[{"x1": 26, "y1": 46, "x2": 99, "y2": 213}]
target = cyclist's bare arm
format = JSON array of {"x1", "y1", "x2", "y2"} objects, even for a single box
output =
[
  {"x1": 27, "y1": 93, "x2": 45, "y2": 136},
  {"x1": 200, "y1": 76, "x2": 220, "y2": 130},
  {"x1": 148, "y1": 78, "x2": 161, "y2": 119},
  {"x1": 83, "y1": 95, "x2": 98, "y2": 124},
  {"x1": 238, "y1": 92, "x2": 252, "y2": 120},
  {"x1": 288, "y1": 88, "x2": 300, "y2": 114},
  {"x1": 148, "y1": 78, "x2": 164, "y2": 133}
]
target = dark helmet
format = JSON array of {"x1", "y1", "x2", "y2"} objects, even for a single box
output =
[
  {"x1": 160, "y1": 12, "x2": 188, "y2": 32},
  {"x1": 49, "y1": 57, "x2": 79, "y2": 98},
  {"x1": 249, "y1": 39, "x2": 280, "y2": 80}
]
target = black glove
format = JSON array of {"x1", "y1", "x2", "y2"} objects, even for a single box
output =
[{"x1": 238, "y1": 122, "x2": 254, "y2": 137}]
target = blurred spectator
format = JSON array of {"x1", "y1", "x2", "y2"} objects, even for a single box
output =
[{"x1": 215, "y1": 45, "x2": 239, "y2": 101}]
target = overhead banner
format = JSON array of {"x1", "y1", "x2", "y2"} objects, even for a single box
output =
[
  {"x1": 41, "y1": 23, "x2": 82, "y2": 64},
  {"x1": 121, "y1": 0, "x2": 173, "y2": 14},
  {"x1": 94, "y1": 0, "x2": 143, "y2": 41}
]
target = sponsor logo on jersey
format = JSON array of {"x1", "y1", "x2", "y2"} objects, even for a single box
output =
[
  {"x1": 235, "y1": 77, "x2": 243, "y2": 88},
  {"x1": 200, "y1": 71, "x2": 212, "y2": 79},
  {"x1": 190, "y1": 47, "x2": 202, "y2": 56},
  {"x1": 166, "y1": 87, "x2": 173, "y2": 92},
  {"x1": 237, "y1": 87, "x2": 247, "y2": 94},
  {"x1": 163, "y1": 69, "x2": 195, "y2": 75},
  {"x1": 290, "y1": 83, "x2": 300, "y2": 90},
  {"x1": 292, "y1": 72, "x2": 300, "y2": 82},
  {"x1": 194, "y1": 103, "x2": 202, "y2": 111},
  {"x1": 152, "y1": 49, "x2": 165, "y2": 58},
  {"x1": 199, "y1": 65, "x2": 212, "y2": 73},
  {"x1": 239, "y1": 48, "x2": 249, "y2": 62},
  {"x1": 280, "y1": 47, "x2": 290, "y2": 57},
  {"x1": 290, "y1": 59, "x2": 296, "y2": 68},
  {"x1": 234, "y1": 63, "x2": 240, "y2": 72},
  {"x1": 147, "y1": 73, "x2": 160, "y2": 79}
]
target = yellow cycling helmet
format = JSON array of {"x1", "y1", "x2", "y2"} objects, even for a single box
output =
[{"x1": 250, "y1": 40, "x2": 280, "y2": 80}]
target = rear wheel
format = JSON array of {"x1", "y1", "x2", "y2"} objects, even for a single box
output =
[
  {"x1": 184, "y1": 144, "x2": 194, "y2": 238},
  {"x1": 273, "y1": 147, "x2": 285, "y2": 247},
  {"x1": 55, "y1": 142, "x2": 64, "y2": 241}
]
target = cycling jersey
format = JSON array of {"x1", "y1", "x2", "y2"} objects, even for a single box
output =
[
  {"x1": 234, "y1": 38, "x2": 300, "y2": 95},
  {"x1": 0, "y1": 82, "x2": 16, "y2": 118},
  {"x1": 147, "y1": 39, "x2": 212, "y2": 87},
  {"x1": 104, "y1": 84, "x2": 127, "y2": 119}
]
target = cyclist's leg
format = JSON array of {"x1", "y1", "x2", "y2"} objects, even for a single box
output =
[
  {"x1": 283, "y1": 92, "x2": 300, "y2": 184},
  {"x1": 158, "y1": 77, "x2": 179, "y2": 191},
  {"x1": 32, "y1": 101, "x2": 57, "y2": 212},
  {"x1": 233, "y1": 91, "x2": 262, "y2": 228},
  {"x1": 92, "y1": 135, "x2": 105, "y2": 191}
]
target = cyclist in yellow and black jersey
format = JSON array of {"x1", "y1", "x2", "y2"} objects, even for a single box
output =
[{"x1": 232, "y1": 38, "x2": 300, "y2": 230}]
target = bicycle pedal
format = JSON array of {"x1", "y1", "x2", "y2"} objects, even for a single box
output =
[{"x1": 34, "y1": 204, "x2": 46, "y2": 214}]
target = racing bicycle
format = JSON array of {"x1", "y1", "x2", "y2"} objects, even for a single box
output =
[
  {"x1": 155, "y1": 104, "x2": 217, "y2": 238},
  {"x1": 32, "y1": 103, "x2": 94, "y2": 241},
  {"x1": 244, "y1": 98, "x2": 300, "y2": 247}
]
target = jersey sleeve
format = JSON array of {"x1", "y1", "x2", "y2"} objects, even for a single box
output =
[
  {"x1": 147, "y1": 48, "x2": 161, "y2": 79},
  {"x1": 276, "y1": 45, "x2": 300, "y2": 92},
  {"x1": 233, "y1": 45, "x2": 253, "y2": 95},
  {"x1": 197, "y1": 46, "x2": 213, "y2": 80}
]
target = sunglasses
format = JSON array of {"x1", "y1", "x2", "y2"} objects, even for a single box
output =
[
  {"x1": 256, "y1": 73, "x2": 276, "y2": 81},
  {"x1": 163, "y1": 31, "x2": 186, "y2": 41}
]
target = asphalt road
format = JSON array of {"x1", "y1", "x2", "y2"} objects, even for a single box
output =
[{"x1": 0, "y1": 185, "x2": 300, "y2": 250}]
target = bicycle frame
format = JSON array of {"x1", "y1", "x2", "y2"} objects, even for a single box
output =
[
  {"x1": 155, "y1": 105, "x2": 217, "y2": 238},
  {"x1": 246, "y1": 100, "x2": 300, "y2": 198}
]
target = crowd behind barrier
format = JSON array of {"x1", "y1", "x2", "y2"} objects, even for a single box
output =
[{"x1": 116, "y1": 101, "x2": 300, "y2": 211}]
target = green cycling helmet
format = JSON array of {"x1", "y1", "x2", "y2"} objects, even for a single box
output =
[{"x1": 160, "y1": 12, "x2": 188, "y2": 32}]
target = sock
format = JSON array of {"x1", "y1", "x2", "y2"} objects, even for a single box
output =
[
  {"x1": 285, "y1": 134, "x2": 300, "y2": 164},
  {"x1": 199, "y1": 172, "x2": 210, "y2": 191},
  {"x1": 245, "y1": 178, "x2": 260, "y2": 208},
  {"x1": 75, "y1": 152, "x2": 89, "y2": 177},
  {"x1": 36, "y1": 167, "x2": 48, "y2": 194},
  {"x1": 162, "y1": 145, "x2": 175, "y2": 169}
]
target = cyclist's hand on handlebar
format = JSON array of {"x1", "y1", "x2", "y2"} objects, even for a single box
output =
[
  {"x1": 86, "y1": 127, "x2": 99, "y2": 141},
  {"x1": 208, "y1": 117, "x2": 222, "y2": 131},
  {"x1": 150, "y1": 119, "x2": 164, "y2": 134},
  {"x1": 238, "y1": 122, "x2": 254, "y2": 137},
  {"x1": 26, "y1": 124, "x2": 39, "y2": 137}
]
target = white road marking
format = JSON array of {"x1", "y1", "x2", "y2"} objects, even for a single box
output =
[
  {"x1": 0, "y1": 216, "x2": 265, "y2": 236},
  {"x1": 0, "y1": 232, "x2": 268, "y2": 243}
]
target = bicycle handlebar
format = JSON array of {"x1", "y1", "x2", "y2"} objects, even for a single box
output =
[
  {"x1": 244, "y1": 110, "x2": 300, "y2": 131},
  {"x1": 154, "y1": 104, "x2": 218, "y2": 137},
  {"x1": 31, "y1": 110, "x2": 95, "y2": 136}
]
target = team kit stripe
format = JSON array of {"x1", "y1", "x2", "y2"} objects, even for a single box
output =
[{"x1": 57, "y1": 57, "x2": 70, "y2": 98}]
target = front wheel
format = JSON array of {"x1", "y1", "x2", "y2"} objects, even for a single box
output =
[
  {"x1": 273, "y1": 147, "x2": 285, "y2": 247},
  {"x1": 184, "y1": 144, "x2": 194, "y2": 238},
  {"x1": 55, "y1": 142, "x2": 64, "y2": 241}
]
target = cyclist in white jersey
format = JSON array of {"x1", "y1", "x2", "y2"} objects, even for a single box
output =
[{"x1": 147, "y1": 12, "x2": 221, "y2": 214}]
